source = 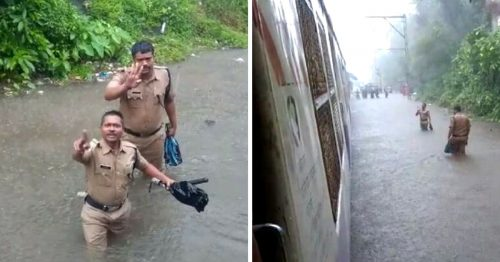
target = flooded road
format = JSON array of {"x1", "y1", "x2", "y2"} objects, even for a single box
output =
[
  {"x1": 0, "y1": 49, "x2": 248, "y2": 262},
  {"x1": 350, "y1": 94, "x2": 500, "y2": 262}
]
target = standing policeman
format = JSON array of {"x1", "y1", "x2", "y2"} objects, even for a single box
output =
[
  {"x1": 447, "y1": 105, "x2": 471, "y2": 155},
  {"x1": 72, "y1": 110, "x2": 175, "y2": 250},
  {"x1": 104, "y1": 40, "x2": 177, "y2": 172}
]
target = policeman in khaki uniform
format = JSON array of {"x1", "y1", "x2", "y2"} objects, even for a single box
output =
[
  {"x1": 104, "y1": 40, "x2": 177, "y2": 172},
  {"x1": 448, "y1": 105, "x2": 471, "y2": 155},
  {"x1": 72, "y1": 110, "x2": 175, "y2": 250}
]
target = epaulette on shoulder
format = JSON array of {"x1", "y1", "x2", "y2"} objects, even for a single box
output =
[
  {"x1": 111, "y1": 68, "x2": 127, "y2": 76},
  {"x1": 90, "y1": 138, "x2": 99, "y2": 150},
  {"x1": 122, "y1": 141, "x2": 137, "y2": 149},
  {"x1": 154, "y1": 65, "x2": 169, "y2": 70}
]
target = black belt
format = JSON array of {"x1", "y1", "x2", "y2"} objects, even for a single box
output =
[
  {"x1": 124, "y1": 125, "x2": 162, "y2": 138},
  {"x1": 85, "y1": 195, "x2": 123, "y2": 212}
]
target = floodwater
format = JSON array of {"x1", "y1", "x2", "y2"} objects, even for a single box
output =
[
  {"x1": 351, "y1": 94, "x2": 500, "y2": 262},
  {"x1": 0, "y1": 49, "x2": 248, "y2": 262}
]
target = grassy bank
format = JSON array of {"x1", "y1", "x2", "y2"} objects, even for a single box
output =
[{"x1": 0, "y1": 0, "x2": 247, "y2": 96}]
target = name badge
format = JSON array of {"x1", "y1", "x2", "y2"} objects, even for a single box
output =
[{"x1": 99, "y1": 164, "x2": 112, "y2": 170}]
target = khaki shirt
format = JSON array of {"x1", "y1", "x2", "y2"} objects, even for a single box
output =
[
  {"x1": 450, "y1": 113, "x2": 471, "y2": 137},
  {"x1": 79, "y1": 139, "x2": 148, "y2": 205},
  {"x1": 112, "y1": 68, "x2": 173, "y2": 134}
]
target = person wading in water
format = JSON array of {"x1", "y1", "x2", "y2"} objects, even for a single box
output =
[{"x1": 415, "y1": 102, "x2": 433, "y2": 131}]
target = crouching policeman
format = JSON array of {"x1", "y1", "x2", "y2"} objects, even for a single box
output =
[{"x1": 72, "y1": 110, "x2": 175, "y2": 250}]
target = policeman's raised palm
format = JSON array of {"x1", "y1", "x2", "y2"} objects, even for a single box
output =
[{"x1": 124, "y1": 64, "x2": 143, "y2": 89}]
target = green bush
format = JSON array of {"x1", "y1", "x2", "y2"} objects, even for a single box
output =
[
  {"x1": 86, "y1": 0, "x2": 148, "y2": 37},
  {"x1": 203, "y1": 0, "x2": 247, "y2": 32},
  {"x1": 87, "y1": 0, "x2": 247, "y2": 48},
  {"x1": 154, "y1": 35, "x2": 193, "y2": 63},
  {"x1": 69, "y1": 63, "x2": 94, "y2": 80},
  {"x1": 439, "y1": 28, "x2": 500, "y2": 119},
  {"x1": 193, "y1": 18, "x2": 247, "y2": 48},
  {"x1": 418, "y1": 79, "x2": 444, "y2": 102},
  {"x1": 1, "y1": 0, "x2": 247, "y2": 95},
  {"x1": 0, "y1": 0, "x2": 132, "y2": 94}
]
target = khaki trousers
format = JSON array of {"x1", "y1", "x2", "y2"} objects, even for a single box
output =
[
  {"x1": 123, "y1": 126, "x2": 166, "y2": 171},
  {"x1": 450, "y1": 136, "x2": 468, "y2": 155},
  {"x1": 80, "y1": 199, "x2": 131, "y2": 250}
]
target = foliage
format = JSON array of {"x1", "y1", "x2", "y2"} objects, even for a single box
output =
[
  {"x1": 440, "y1": 28, "x2": 500, "y2": 120},
  {"x1": 409, "y1": 0, "x2": 486, "y2": 99},
  {"x1": 0, "y1": 0, "x2": 132, "y2": 95},
  {"x1": 376, "y1": 0, "x2": 485, "y2": 99},
  {"x1": 86, "y1": 0, "x2": 148, "y2": 38},
  {"x1": 154, "y1": 34, "x2": 193, "y2": 63},
  {"x1": 203, "y1": 0, "x2": 248, "y2": 32},
  {"x1": 145, "y1": 0, "x2": 196, "y2": 36},
  {"x1": 193, "y1": 17, "x2": 247, "y2": 48},
  {"x1": 87, "y1": 0, "x2": 247, "y2": 50},
  {"x1": 69, "y1": 63, "x2": 95, "y2": 80},
  {"x1": 375, "y1": 0, "x2": 500, "y2": 121},
  {"x1": 1, "y1": 0, "x2": 247, "y2": 95}
]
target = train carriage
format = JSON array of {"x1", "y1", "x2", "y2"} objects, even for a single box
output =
[{"x1": 253, "y1": 0, "x2": 352, "y2": 261}]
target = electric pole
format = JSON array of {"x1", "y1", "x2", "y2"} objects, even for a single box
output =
[{"x1": 366, "y1": 15, "x2": 409, "y2": 87}]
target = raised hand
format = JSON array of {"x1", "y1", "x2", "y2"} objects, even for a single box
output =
[
  {"x1": 123, "y1": 62, "x2": 143, "y2": 89},
  {"x1": 73, "y1": 129, "x2": 90, "y2": 154}
]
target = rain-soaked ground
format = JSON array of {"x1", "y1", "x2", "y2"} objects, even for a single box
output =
[
  {"x1": 350, "y1": 93, "x2": 500, "y2": 262},
  {"x1": 0, "y1": 49, "x2": 248, "y2": 262}
]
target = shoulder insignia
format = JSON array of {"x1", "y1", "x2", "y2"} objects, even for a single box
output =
[
  {"x1": 115, "y1": 67, "x2": 127, "y2": 73},
  {"x1": 122, "y1": 141, "x2": 137, "y2": 149},
  {"x1": 90, "y1": 138, "x2": 99, "y2": 150},
  {"x1": 154, "y1": 65, "x2": 168, "y2": 70}
]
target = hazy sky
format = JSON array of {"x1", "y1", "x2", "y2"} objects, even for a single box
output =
[{"x1": 325, "y1": 0, "x2": 416, "y2": 83}]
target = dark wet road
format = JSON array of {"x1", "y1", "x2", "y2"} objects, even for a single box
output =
[
  {"x1": 350, "y1": 94, "x2": 500, "y2": 262},
  {"x1": 0, "y1": 49, "x2": 248, "y2": 262}
]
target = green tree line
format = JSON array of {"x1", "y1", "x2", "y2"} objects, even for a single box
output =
[
  {"x1": 377, "y1": 0, "x2": 500, "y2": 120},
  {"x1": 0, "y1": 0, "x2": 247, "y2": 95}
]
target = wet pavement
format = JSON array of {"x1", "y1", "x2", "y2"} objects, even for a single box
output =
[
  {"x1": 350, "y1": 94, "x2": 500, "y2": 262},
  {"x1": 0, "y1": 49, "x2": 248, "y2": 262}
]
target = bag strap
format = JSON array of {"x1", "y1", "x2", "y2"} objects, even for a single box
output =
[
  {"x1": 164, "y1": 68, "x2": 171, "y2": 101},
  {"x1": 133, "y1": 148, "x2": 138, "y2": 170},
  {"x1": 127, "y1": 148, "x2": 139, "y2": 181}
]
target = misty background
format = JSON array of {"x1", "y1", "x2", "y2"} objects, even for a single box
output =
[{"x1": 329, "y1": 0, "x2": 500, "y2": 120}]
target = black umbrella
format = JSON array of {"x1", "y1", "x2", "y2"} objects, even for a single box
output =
[{"x1": 149, "y1": 177, "x2": 209, "y2": 212}]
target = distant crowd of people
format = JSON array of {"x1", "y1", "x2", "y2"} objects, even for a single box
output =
[{"x1": 354, "y1": 85, "x2": 391, "y2": 99}]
